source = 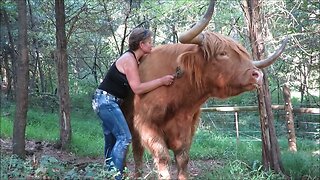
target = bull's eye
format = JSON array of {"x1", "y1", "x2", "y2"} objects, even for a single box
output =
[{"x1": 219, "y1": 51, "x2": 227, "y2": 56}]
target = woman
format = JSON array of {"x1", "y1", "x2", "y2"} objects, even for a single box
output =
[{"x1": 92, "y1": 27, "x2": 174, "y2": 179}]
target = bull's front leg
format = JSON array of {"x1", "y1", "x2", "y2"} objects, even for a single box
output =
[
  {"x1": 170, "y1": 124, "x2": 194, "y2": 180},
  {"x1": 174, "y1": 110, "x2": 200, "y2": 179},
  {"x1": 131, "y1": 129, "x2": 144, "y2": 179},
  {"x1": 174, "y1": 147, "x2": 191, "y2": 180},
  {"x1": 139, "y1": 125, "x2": 171, "y2": 179}
]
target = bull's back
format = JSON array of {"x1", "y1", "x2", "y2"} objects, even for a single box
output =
[{"x1": 139, "y1": 44, "x2": 196, "y2": 82}]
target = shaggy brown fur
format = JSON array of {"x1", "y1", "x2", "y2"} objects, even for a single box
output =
[{"x1": 122, "y1": 31, "x2": 264, "y2": 180}]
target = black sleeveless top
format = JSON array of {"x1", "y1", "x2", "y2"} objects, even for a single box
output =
[{"x1": 98, "y1": 50, "x2": 136, "y2": 99}]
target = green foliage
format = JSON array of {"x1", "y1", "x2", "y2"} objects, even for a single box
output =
[
  {"x1": 191, "y1": 130, "x2": 236, "y2": 159},
  {"x1": 0, "y1": 154, "x2": 66, "y2": 179},
  {"x1": 25, "y1": 110, "x2": 59, "y2": 141},
  {"x1": 204, "y1": 160, "x2": 285, "y2": 180},
  {"x1": 34, "y1": 155, "x2": 65, "y2": 178},
  {"x1": 3, "y1": 0, "x2": 319, "y2": 107},
  {"x1": 0, "y1": 154, "x2": 33, "y2": 179},
  {"x1": 191, "y1": 130, "x2": 262, "y2": 161},
  {"x1": 213, "y1": 0, "x2": 246, "y2": 40},
  {"x1": 0, "y1": 154, "x2": 127, "y2": 179},
  {"x1": 70, "y1": 93, "x2": 94, "y2": 113},
  {"x1": 0, "y1": 102, "x2": 14, "y2": 138},
  {"x1": 1, "y1": 0, "x2": 319, "y2": 179},
  {"x1": 190, "y1": 130, "x2": 319, "y2": 179},
  {"x1": 0, "y1": 116, "x2": 13, "y2": 138},
  {"x1": 28, "y1": 94, "x2": 59, "y2": 113},
  {"x1": 63, "y1": 163, "x2": 126, "y2": 180},
  {"x1": 1, "y1": 106, "x2": 319, "y2": 179},
  {"x1": 0, "y1": 97, "x2": 103, "y2": 154},
  {"x1": 70, "y1": 122, "x2": 103, "y2": 157},
  {"x1": 205, "y1": 91, "x2": 259, "y2": 107},
  {"x1": 282, "y1": 151, "x2": 320, "y2": 178}
]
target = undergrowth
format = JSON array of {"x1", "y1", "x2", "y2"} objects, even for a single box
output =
[
  {"x1": 1, "y1": 101, "x2": 319, "y2": 179},
  {"x1": 0, "y1": 154, "x2": 127, "y2": 179}
]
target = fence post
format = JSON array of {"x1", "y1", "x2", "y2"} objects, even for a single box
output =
[
  {"x1": 234, "y1": 111, "x2": 239, "y2": 143},
  {"x1": 282, "y1": 83, "x2": 297, "y2": 152}
]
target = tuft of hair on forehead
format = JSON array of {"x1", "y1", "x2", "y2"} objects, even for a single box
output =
[{"x1": 201, "y1": 32, "x2": 251, "y2": 61}]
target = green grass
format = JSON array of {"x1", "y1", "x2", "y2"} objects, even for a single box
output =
[
  {"x1": 70, "y1": 119, "x2": 104, "y2": 156},
  {"x1": 25, "y1": 110, "x2": 60, "y2": 141},
  {"x1": 201, "y1": 160, "x2": 286, "y2": 180},
  {"x1": 191, "y1": 129, "x2": 262, "y2": 161},
  {"x1": 1, "y1": 102, "x2": 319, "y2": 179},
  {"x1": 1, "y1": 104, "x2": 105, "y2": 158},
  {"x1": 1, "y1": 118, "x2": 13, "y2": 138},
  {"x1": 282, "y1": 151, "x2": 320, "y2": 179},
  {"x1": 190, "y1": 129, "x2": 319, "y2": 179}
]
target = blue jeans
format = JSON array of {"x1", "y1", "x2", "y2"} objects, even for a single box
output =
[{"x1": 92, "y1": 89, "x2": 132, "y2": 179}]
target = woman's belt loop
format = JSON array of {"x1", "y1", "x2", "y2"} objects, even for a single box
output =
[{"x1": 95, "y1": 89, "x2": 123, "y2": 103}]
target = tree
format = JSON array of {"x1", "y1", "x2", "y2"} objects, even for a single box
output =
[
  {"x1": 55, "y1": 0, "x2": 71, "y2": 149},
  {"x1": 241, "y1": 0, "x2": 285, "y2": 174},
  {"x1": 1, "y1": 1, "x2": 17, "y2": 100},
  {"x1": 282, "y1": 83, "x2": 297, "y2": 152},
  {"x1": 27, "y1": 0, "x2": 45, "y2": 94},
  {"x1": 12, "y1": 0, "x2": 29, "y2": 159}
]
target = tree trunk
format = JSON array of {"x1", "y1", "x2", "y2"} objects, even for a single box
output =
[
  {"x1": 283, "y1": 83, "x2": 297, "y2": 152},
  {"x1": 12, "y1": 0, "x2": 29, "y2": 159},
  {"x1": 258, "y1": 74, "x2": 284, "y2": 173},
  {"x1": 3, "y1": 7, "x2": 17, "y2": 100},
  {"x1": 55, "y1": 0, "x2": 72, "y2": 149},
  {"x1": 242, "y1": 0, "x2": 285, "y2": 174}
]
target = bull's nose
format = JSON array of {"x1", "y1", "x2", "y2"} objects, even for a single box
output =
[
  {"x1": 252, "y1": 70, "x2": 259, "y2": 78},
  {"x1": 252, "y1": 69, "x2": 263, "y2": 85}
]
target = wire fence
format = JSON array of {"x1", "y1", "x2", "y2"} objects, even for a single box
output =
[{"x1": 199, "y1": 107, "x2": 320, "y2": 142}]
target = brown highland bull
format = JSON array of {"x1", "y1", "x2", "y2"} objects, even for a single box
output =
[{"x1": 121, "y1": 0, "x2": 288, "y2": 179}]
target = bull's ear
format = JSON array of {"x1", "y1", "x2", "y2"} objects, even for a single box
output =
[
  {"x1": 177, "y1": 51, "x2": 198, "y2": 72},
  {"x1": 178, "y1": 51, "x2": 205, "y2": 87}
]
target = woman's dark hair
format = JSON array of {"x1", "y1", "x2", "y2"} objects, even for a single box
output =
[{"x1": 129, "y1": 27, "x2": 153, "y2": 50}]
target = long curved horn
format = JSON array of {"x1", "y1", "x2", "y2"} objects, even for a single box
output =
[
  {"x1": 178, "y1": 0, "x2": 216, "y2": 45},
  {"x1": 253, "y1": 37, "x2": 289, "y2": 69}
]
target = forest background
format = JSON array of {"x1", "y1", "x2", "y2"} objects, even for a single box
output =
[{"x1": 0, "y1": 0, "x2": 319, "y2": 179}]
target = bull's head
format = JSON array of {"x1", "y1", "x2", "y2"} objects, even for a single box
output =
[{"x1": 177, "y1": 0, "x2": 288, "y2": 97}]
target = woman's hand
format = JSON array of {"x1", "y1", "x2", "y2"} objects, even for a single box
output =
[{"x1": 161, "y1": 75, "x2": 175, "y2": 86}]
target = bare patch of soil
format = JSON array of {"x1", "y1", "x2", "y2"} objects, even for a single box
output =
[{"x1": 1, "y1": 138, "x2": 222, "y2": 179}]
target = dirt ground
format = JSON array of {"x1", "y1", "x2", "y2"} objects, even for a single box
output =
[{"x1": 0, "y1": 138, "x2": 221, "y2": 179}]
